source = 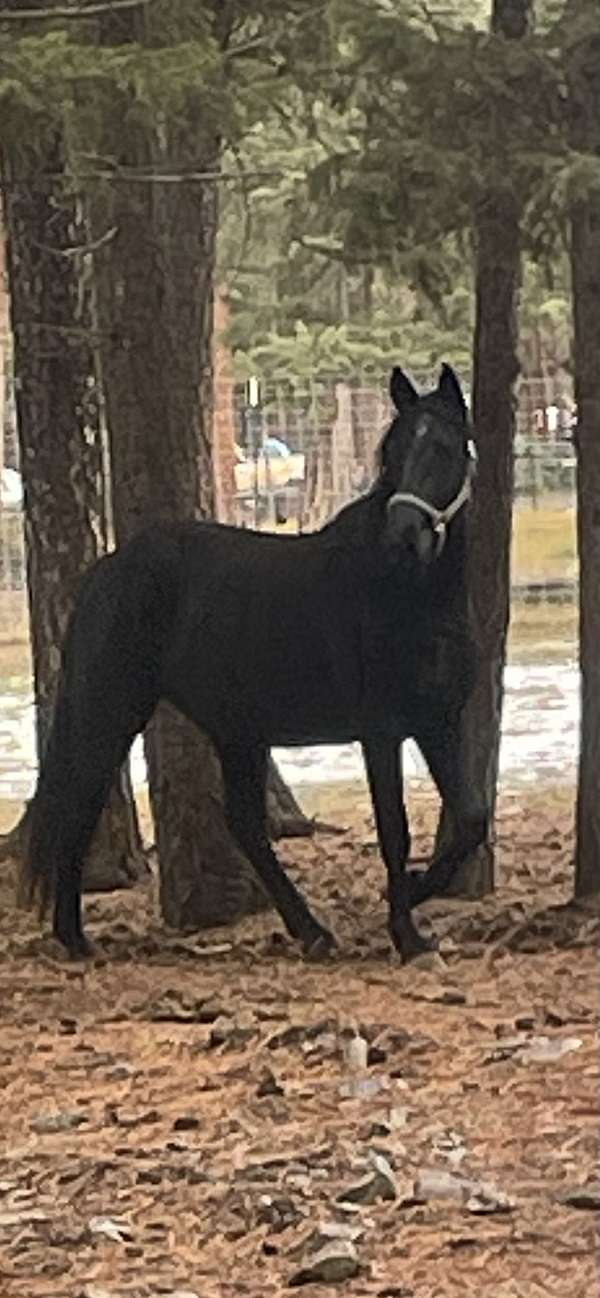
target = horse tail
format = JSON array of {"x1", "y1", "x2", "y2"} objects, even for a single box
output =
[
  {"x1": 21, "y1": 658, "x2": 76, "y2": 921},
  {"x1": 22, "y1": 534, "x2": 176, "y2": 949}
]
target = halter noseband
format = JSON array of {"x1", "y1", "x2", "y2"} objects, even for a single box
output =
[{"x1": 386, "y1": 439, "x2": 477, "y2": 556}]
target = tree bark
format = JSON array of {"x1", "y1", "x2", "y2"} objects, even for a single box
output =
[
  {"x1": 438, "y1": 0, "x2": 532, "y2": 898},
  {"x1": 267, "y1": 761, "x2": 316, "y2": 839},
  {"x1": 568, "y1": 6, "x2": 600, "y2": 898},
  {"x1": 0, "y1": 137, "x2": 146, "y2": 893},
  {"x1": 89, "y1": 4, "x2": 300, "y2": 929}
]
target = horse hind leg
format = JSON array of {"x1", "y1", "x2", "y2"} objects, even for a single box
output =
[
  {"x1": 409, "y1": 722, "x2": 487, "y2": 909},
  {"x1": 27, "y1": 654, "x2": 158, "y2": 959},
  {"x1": 52, "y1": 737, "x2": 133, "y2": 957},
  {"x1": 28, "y1": 693, "x2": 145, "y2": 958},
  {"x1": 363, "y1": 736, "x2": 437, "y2": 962},
  {"x1": 220, "y1": 743, "x2": 335, "y2": 959},
  {"x1": 24, "y1": 542, "x2": 176, "y2": 957}
]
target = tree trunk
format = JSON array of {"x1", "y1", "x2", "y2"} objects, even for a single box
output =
[
  {"x1": 89, "y1": 1, "x2": 315, "y2": 931},
  {"x1": 267, "y1": 761, "x2": 316, "y2": 839},
  {"x1": 0, "y1": 139, "x2": 146, "y2": 892},
  {"x1": 569, "y1": 7, "x2": 600, "y2": 898},
  {"x1": 438, "y1": 0, "x2": 531, "y2": 898},
  {"x1": 88, "y1": 3, "x2": 271, "y2": 929}
]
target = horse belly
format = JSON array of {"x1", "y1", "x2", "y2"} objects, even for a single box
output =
[
  {"x1": 162, "y1": 552, "x2": 366, "y2": 745},
  {"x1": 242, "y1": 641, "x2": 361, "y2": 745},
  {"x1": 362, "y1": 632, "x2": 477, "y2": 738}
]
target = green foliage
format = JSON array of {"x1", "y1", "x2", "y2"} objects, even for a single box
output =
[
  {"x1": 225, "y1": 228, "x2": 476, "y2": 385},
  {"x1": 0, "y1": 29, "x2": 225, "y2": 160},
  {"x1": 0, "y1": 0, "x2": 588, "y2": 393},
  {"x1": 290, "y1": 12, "x2": 568, "y2": 266},
  {"x1": 217, "y1": 0, "x2": 593, "y2": 387},
  {"x1": 0, "y1": 1, "x2": 324, "y2": 163},
  {"x1": 232, "y1": 310, "x2": 474, "y2": 385},
  {"x1": 519, "y1": 254, "x2": 572, "y2": 375}
]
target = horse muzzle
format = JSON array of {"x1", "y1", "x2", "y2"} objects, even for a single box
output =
[
  {"x1": 385, "y1": 500, "x2": 440, "y2": 565},
  {"x1": 385, "y1": 455, "x2": 475, "y2": 565}
]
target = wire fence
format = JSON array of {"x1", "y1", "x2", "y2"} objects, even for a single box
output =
[{"x1": 0, "y1": 380, "x2": 577, "y2": 605}]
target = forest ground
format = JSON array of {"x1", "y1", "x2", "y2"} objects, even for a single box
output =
[{"x1": 0, "y1": 779, "x2": 597, "y2": 1298}]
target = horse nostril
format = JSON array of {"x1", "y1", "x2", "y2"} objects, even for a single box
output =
[
  {"x1": 404, "y1": 522, "x2": 421, "y2": 555},
  {"x1": 388, "y1": 503, "x2": 422, "y2": 549},
  {"x1": 386, "y1": 502, "x2": 434, "y2": 563}
]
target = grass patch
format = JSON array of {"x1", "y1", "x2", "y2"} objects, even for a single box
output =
[
  {"x1": 512, "y1": 500, "x2": 576, "y2": 583},
  {"x1": 509, "y1": 603, "x2": 576, "y2": 664}
]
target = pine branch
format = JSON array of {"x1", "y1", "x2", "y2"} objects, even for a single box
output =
[
  {"x1": 295, "y1": 235, "x2": 354, "y2": 264},
  {"x1": 225, "y1": 2, "x2": 330, "y2": 61},
  {"x1": 30, "y1": 224, "x2": 117, "y2": 257},
  {"x1": 3, "y1": 165, "x2": 294, "y2": 187},
  {"x1": 0, "y1": 0, "x2": 153, "y2": 18},
  {"x1": 81, "y1": 165, "x2": 288, "y2": 184},
  {"x1": 416, "y1": 1, "x2": 449, "y2": 42},
  {"x1": 225, "y1": 144, "x2": 254, "y2": 284},
  {"x1": 224, "y1": 35, "x2": 273, "y2": 61}
]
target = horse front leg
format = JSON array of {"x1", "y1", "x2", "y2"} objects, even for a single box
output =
[
  {"x1": 363, "y1": 736, "x2": 436, "y2": 962},
  {"x1": 409, "y1": 721, "x2": 488, "y2": 907},
  {"x1": 220, "y1": 743, "x2": 335, "y2": 960}
]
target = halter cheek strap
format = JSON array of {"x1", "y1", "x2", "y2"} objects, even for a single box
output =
[{"x1": 386, "y1": 440, "x2": 477, "y2": 556}]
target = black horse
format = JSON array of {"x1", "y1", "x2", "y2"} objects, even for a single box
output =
[{"x1": 24, "y1": 363, "x2": 486, "y2": 962}]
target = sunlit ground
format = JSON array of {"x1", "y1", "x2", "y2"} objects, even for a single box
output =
[
  {"x1": 0, "y1": 505, "x2": 596, "y2": 1298},
  {"x1": 512, "y1": 495, "x2": 576, "y2": 582}
]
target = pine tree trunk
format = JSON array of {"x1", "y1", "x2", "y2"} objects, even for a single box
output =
[
  {"x1": 137, "y1": 155, "x2": 271, "y2": 925},
  {"x1": 438, "y1": 0, "x2": 531, "y2": 898},
  {"x1": 0, "y1": 140, "x2": 146, "y2": 892},
  {"x1": 569, "y1": 8, "x2": 600, "y2": 898},
  {"x1": 89, "y1": 3, "x2": 266, "y2": 928},
  {"x1": 90, "y1": 5, "x2": 313, "y2": 931},
  {"x1": 267, "y1": 761, "x2": 316, "y2": 839}
]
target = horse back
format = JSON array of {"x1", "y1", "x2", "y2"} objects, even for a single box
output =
[{"x1": 156, "y1": 523, "x2": 367, "y2": 744}]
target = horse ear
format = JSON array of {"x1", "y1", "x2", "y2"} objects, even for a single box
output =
[
  {"x1": 390, "y1": 366, "x2": 418, "y2": 412},
  {"x1": 438, "y1": 363, "x2": 466, "y2": 414}
]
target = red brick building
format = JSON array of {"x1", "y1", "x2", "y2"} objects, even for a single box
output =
[
  {"x1": 0, "y1": 214, "x2": 10, "y2": 471},
  {"x1": 211, "y1": 291, "x2": 238, "y2": 522}
]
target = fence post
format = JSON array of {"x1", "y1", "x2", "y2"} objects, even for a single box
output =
[
  {"x1": 0, "y1": 214, "x2": 8, "y2": 476},
  {"x1": 331, "y1": 382, "x2": 354, "y2": 511},
  {"x1": 212, "y1": 294, "x2": 238, "y2": 524}
]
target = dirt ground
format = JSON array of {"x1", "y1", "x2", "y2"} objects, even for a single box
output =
[{"x1": 0, "y1": 784, "x2": 598, "y2": 1298}]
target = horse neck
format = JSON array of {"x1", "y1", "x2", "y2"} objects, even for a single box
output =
[
  {"x1": 317, "y1": 488, "x2": 470, "y2": 621},
  {"x1": 319, "y1": 489, "x2": 380, "y2": 545},
  {"x1": 372, "y1": 510, "x2": 470, "y2": 626},
  {"x1": 427, "y1": 514, "x2": 469, "y2": 615}
]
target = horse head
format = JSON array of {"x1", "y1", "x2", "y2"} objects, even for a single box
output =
[{"x1": 377, "y1": 364, "x2": 476, "y2": 567}]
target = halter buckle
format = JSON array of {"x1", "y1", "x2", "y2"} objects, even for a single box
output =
[{"x1": 433, "y1": 518, "x2": 447, "y2": 555}]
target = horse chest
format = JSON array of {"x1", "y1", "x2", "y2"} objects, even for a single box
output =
[{"x1": 363, "y1": 624, "x2": 474, "y2": 731}]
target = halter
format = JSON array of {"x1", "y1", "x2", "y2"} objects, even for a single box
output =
[{"x1": 386, "y1": 439, "x2": 478, "y2": 557}]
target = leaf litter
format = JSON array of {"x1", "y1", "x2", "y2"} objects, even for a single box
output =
[{"x1": 0, "y1": 785, "x2": 597, "y2": 1295}]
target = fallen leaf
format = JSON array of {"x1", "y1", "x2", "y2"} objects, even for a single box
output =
[
  {"x1": 88, "y1": 1215, "x2": 132, "y2": 1243},
  {"x1": 557, "y1": 1183, "x2": 600, "y2": 1211},
  {"x1": 519, "y1": 1035, "x2": 583, "y2": 1064},
  {"x1": 338, "y1": 1152, "x2": 397, "y2": 1205},
  {"x1": 30, "y1": 1111, "x2": 87, "y2": 1133},
  {"x1": 289, "y1": 1239, "x2": 360, "y2": 1285}
]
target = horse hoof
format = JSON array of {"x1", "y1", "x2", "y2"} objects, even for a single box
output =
[
  {"x1": 303, "y1": 929, "x2": 336, "y2": 962},
  {"x1": 54, "y1": 931, "x2": 95, "y2": 961},
  {"x1": 391, "y1": 925, "x2": 438, "y2": 964},
  {"x1": 405, "y1": 871, "x2": 425, "y2": 908},
  {"x1": 69, "y1": 936, "x2": 96, "y2": 961},
  {"x1": 411, "y1": 948, "x2": 447, "y2": 974}
]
